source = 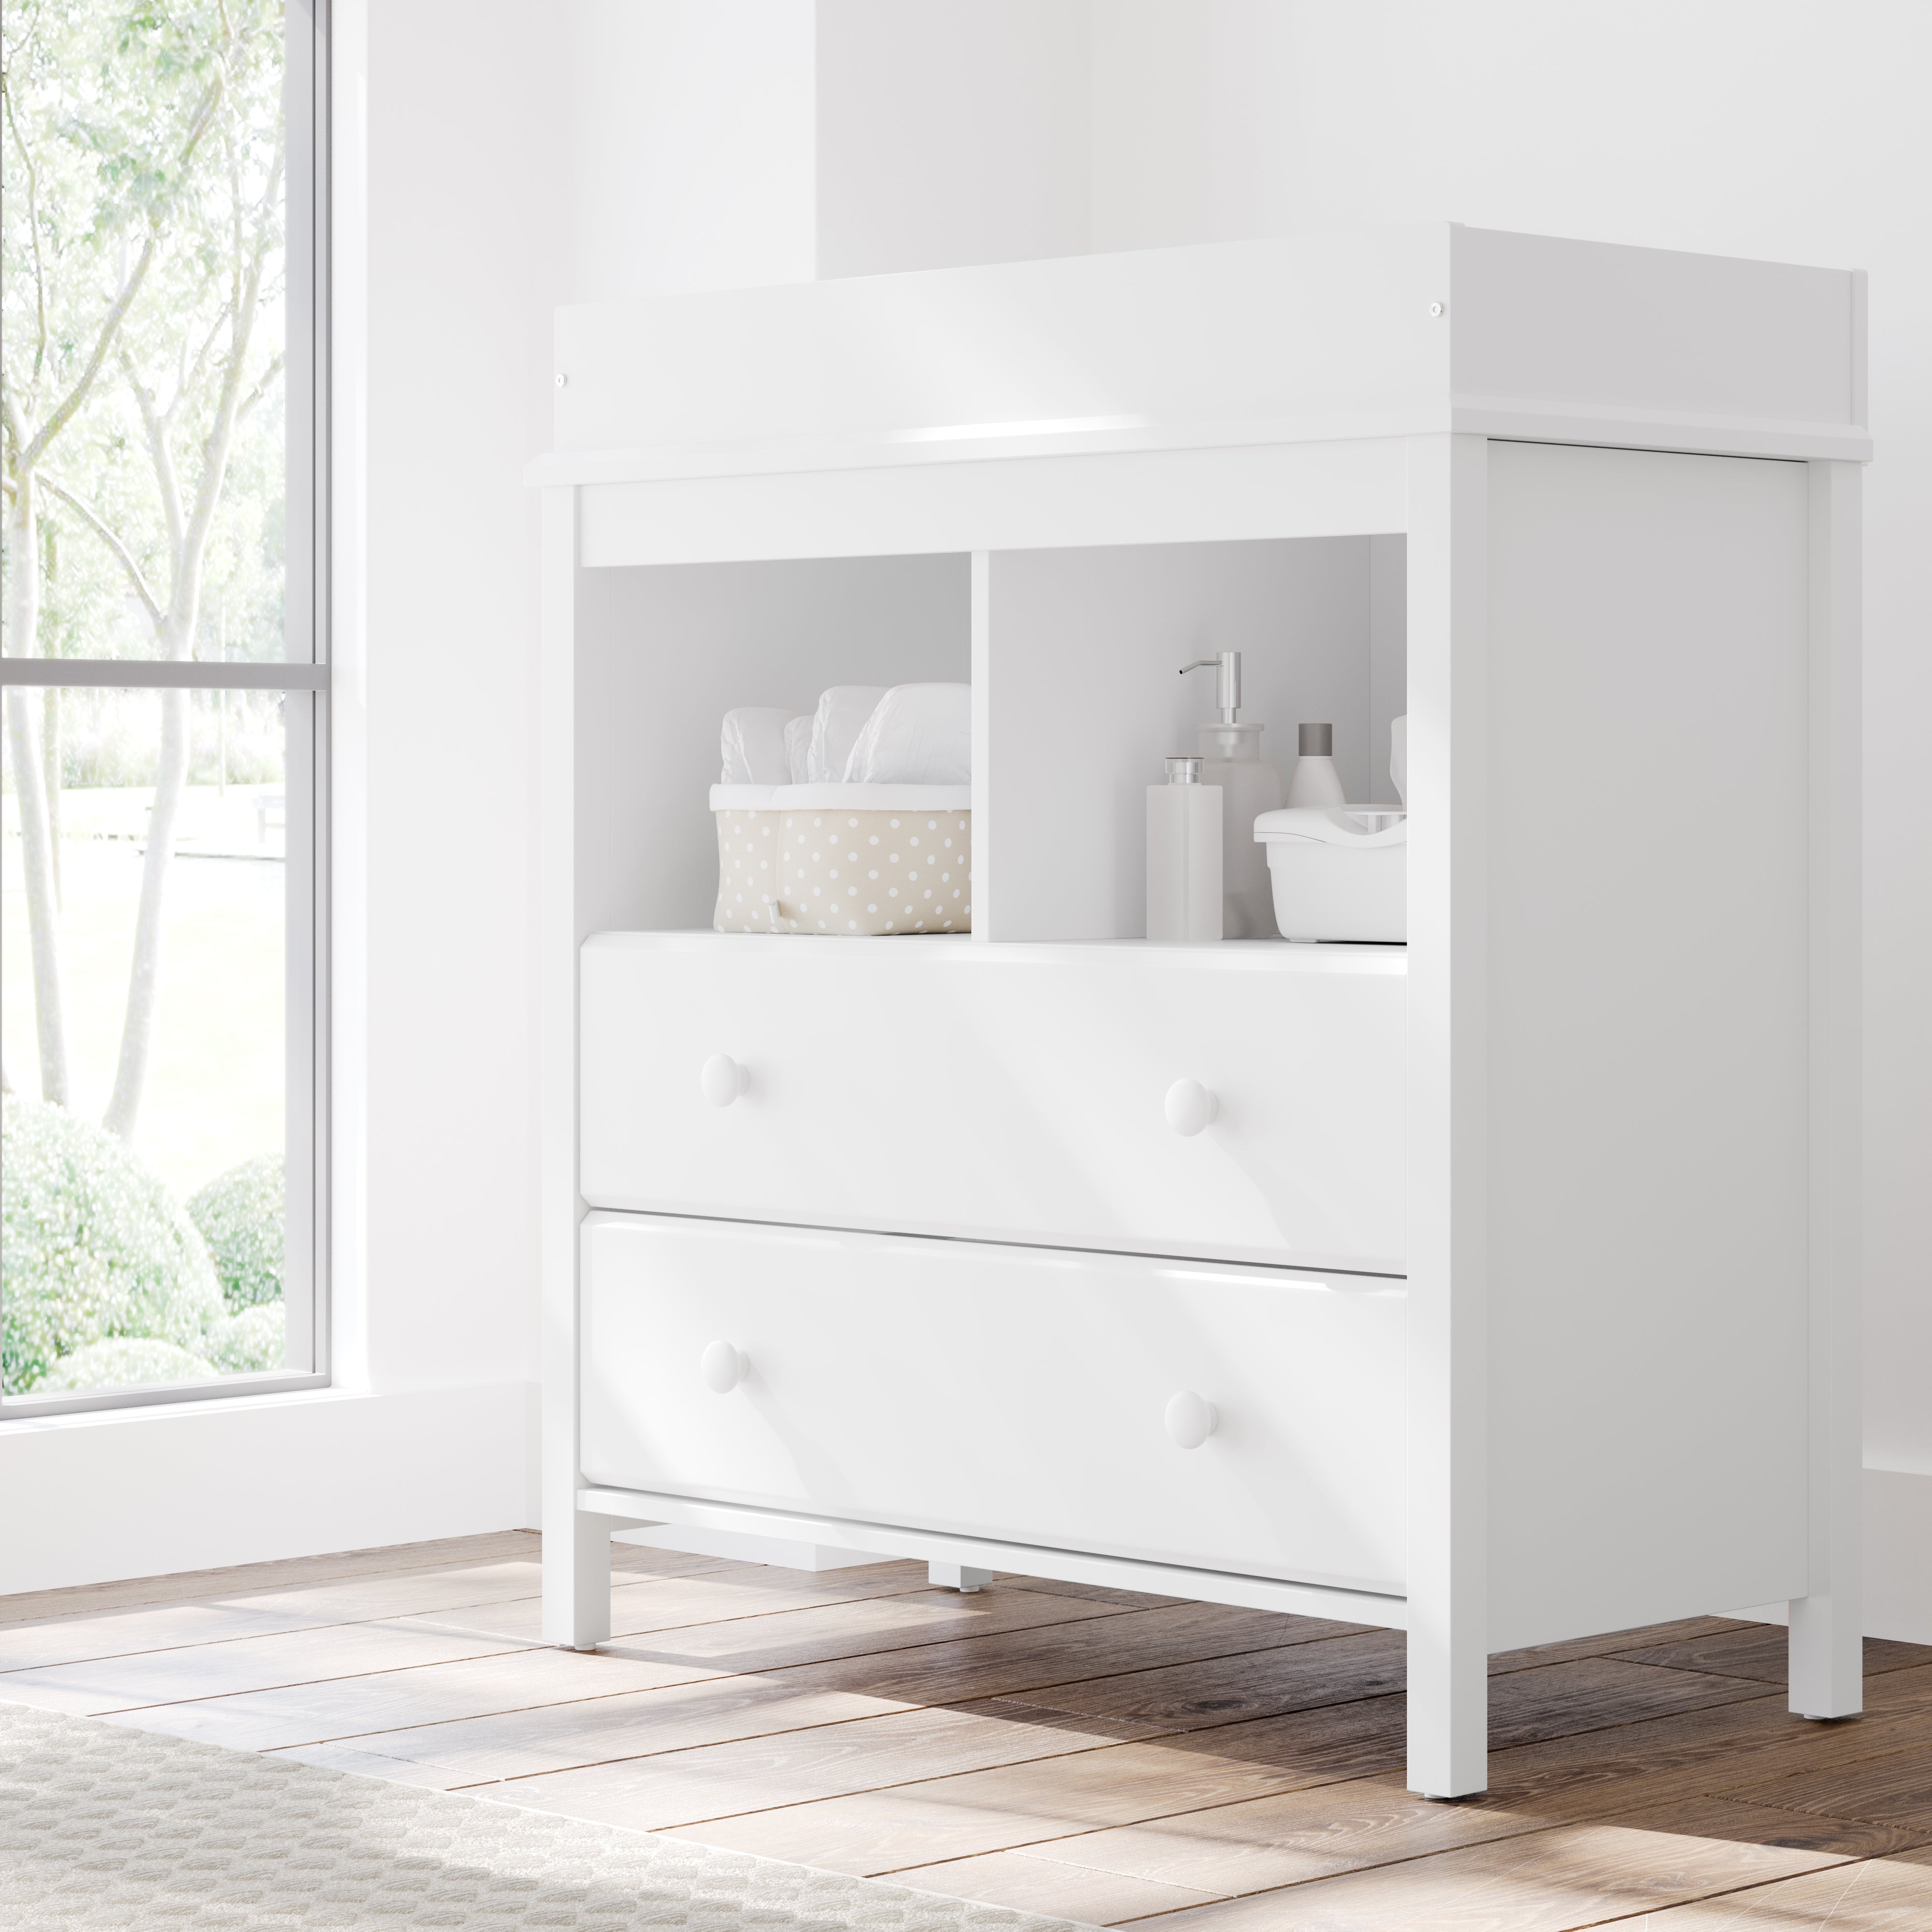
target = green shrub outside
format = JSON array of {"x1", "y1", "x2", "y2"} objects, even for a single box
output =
[
  {"x1": 188, "y1": 1154, "x2": 285, "y2": 1310},
  {"x1": 36, "y1": 1338, "x2": 217, "y2": 1392},
  {"x1": 1, "y1": 1094, "x2": 225, "y2": 1395},
  {"x1": 204, "y1": 1302, "x2": 285, "y2": 1375}
]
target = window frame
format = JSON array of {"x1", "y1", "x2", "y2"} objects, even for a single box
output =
[{"x1": 0, "y1": 0, "x2": 332, "y2": 1419}]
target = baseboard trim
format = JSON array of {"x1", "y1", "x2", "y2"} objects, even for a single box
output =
[{"x1": 0, "y1": 1382, "x2": 540, "y2": 1596}]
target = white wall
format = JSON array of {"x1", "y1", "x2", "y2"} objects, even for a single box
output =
[
  {"x1": 817, "y1": 0, "x2": 1092, "y2": 277},
  {"x1": 561, "y1": 0, "x2": 816, "y2": 300}
]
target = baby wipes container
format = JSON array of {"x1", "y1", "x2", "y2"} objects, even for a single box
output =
[
  {"x1": 710, "y1": 686, "x2": 973, "y2": 935},
  {"x1": 1253, "y1": 806, "x2": 1407, "y2": 943},
  {"x1": 711, "y1": 786, "x2": 971, "y2": 935}
]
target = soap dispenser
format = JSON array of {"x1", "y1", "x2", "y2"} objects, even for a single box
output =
[{"x1": 1179, "y1": 651, "x2": 1285, "y2": 938}]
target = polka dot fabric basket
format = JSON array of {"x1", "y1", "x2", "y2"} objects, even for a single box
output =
[{"x1": 711, "y1": 785, "x2": 972, "y2": 935}]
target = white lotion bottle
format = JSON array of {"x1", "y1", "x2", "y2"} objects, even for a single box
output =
[
  {"x1": 1287, "y1": 722, "x2": 1348, "y2": 807},
  {"x1": 1179, "y1": 651, "x2": 1285, "y2": 938},
  {"x1": 1147, "y1": 757, "x2": 1223, "y2": 942}
]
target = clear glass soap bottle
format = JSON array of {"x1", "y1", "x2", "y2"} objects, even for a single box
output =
[{"x1": 1180, "y1": 651, "x2": 1286, "y2": 938}]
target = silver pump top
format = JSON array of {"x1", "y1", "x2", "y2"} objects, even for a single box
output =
[
  {"x1": 1180, "y1": 649, "x2": 1242, "y2": 724},
  {"x1": 1298, "y1": 721, "x2": 1335, "y2": 757},
  {"x1": 1165, "y1": 756, "x2": 1203, "y2": 784}
]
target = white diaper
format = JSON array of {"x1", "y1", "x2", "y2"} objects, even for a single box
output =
[
  {"x1": 784, "y1": 712, "x2": 813, "y2": 783},
  {"x1": 842, "y1": 682, "x2": 971, "y2": 785},
  {"x1": 806, "y1": 686, "x2": 888, "y2": 783},
  {"x1": 719, "y1": 707, "x2": 802, "y2": 786}
]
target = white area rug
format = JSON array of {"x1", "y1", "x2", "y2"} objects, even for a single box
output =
[{"x1": 0, "y1": 1702, "x2": 1092, "y2": 1930}]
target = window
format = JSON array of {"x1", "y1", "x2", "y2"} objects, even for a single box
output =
[{"x1": 1, "y1": 1, "x2": 327, "y2": 1413}]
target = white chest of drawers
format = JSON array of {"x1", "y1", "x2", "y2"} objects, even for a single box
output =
[{"x1": 537, "y1": 226, "x2": 1866, "y2": 1799}]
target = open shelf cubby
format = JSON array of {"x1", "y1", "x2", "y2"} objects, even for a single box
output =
[{"x1": 573, "y1": 552, "x2": 969, "y2": 939}]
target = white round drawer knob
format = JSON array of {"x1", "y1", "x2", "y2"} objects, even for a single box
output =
[
  {"x1": 1165, "y1": 1078, "x2": 1219, "y2": 1137},
  {"x1": 1165, "y1": 1390, "x2": 1219, "y2": 1449},
  {"x1": 701, "y1": 1054, "x2": 749, "y2": 1108},
  {"x1": 701, "y1": 1341, "x2": 748, "y2": 1393}
]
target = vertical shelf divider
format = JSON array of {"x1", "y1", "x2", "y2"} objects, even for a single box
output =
[{"x1": 970, "y1": 549, "x2": 994, "y2": 943}]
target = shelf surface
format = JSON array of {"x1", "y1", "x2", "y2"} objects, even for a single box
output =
[{"x1": 583, "y1": 929, "x2": 1409, "y2": 976}]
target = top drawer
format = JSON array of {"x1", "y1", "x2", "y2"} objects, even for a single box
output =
[{"x1": 580, "y1": 935, "x2": 1406, "y2": 1271}]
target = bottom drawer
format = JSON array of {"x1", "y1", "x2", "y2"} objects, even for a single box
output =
[{"x1": 582, "y1": 1213, "x2": 1406, "y2": 1594}]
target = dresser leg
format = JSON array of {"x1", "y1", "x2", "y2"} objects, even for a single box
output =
[
  {"x1": 930, "y1": 1562, "x2": 994, "y2": 1593},
  {"x1": 545, "y1": 1507, "x2": 617, "y2": 1650},
  {"x1": 1407, "y1": 1624, "x2": 1488, "y2": 1799},
  {"x1": 1789, "y1": 1592, "x2": 1863, "y2": 1720}
]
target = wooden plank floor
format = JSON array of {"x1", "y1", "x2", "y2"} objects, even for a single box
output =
[{"x1": 4, "y1": 1533, "x2": 1930, "y2": 1929}]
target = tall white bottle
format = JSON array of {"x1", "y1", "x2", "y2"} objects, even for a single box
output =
[
  {"x1": 1179, "y1": 651, "x2": 1285, "y2": 938},
  {"x1": 1147, "y1": 757, "x2": 1222, "y2": 942}
]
